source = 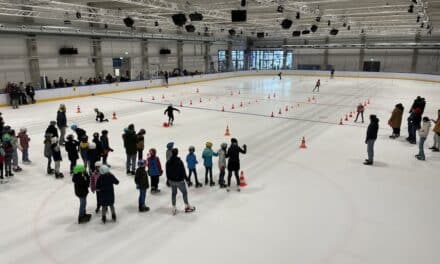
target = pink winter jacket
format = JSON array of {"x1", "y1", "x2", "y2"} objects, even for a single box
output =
[
  {"x1": 90, "y1": 171, "x2": 100, "y2": 193},
  {"x1": 17, "y1": 132, "x2": 30, "y2": 149}
]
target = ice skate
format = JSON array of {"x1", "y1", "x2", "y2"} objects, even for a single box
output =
[
  {"x1": 111, "y1": 213, "x2": 117, "y2": 222},
  {"x1": 187, "y1": 181, "x2": 193, "y2": 187},
  {"x1": 139, "y1": 206, "x2": 150, "y2": 212},
  {"x1": 415, "y1": 155, "x2": 425, "y2": 161},
  {"x1": 47, "y1": 168, "x2": 54, "y2": 175},
  {"x1": 363, "y1": 160, "x2": 373, "y2": 165},
  {"x1": 237, "y1": 187, "x2": 241, "y2": 192},
  {"x1": 172, "y1": 206, "x2": 177, "y2": 215},
  {"x1": 209, "y1": 181, "x2": 215, "y2": 187},
  {"x1": 185, "y1": 205, "x2": 195, "y2": 213},
  {"x1": 102, "y1": 215, "x2": 106, "y2": 224},
  {"x1": 195, "y1": 182, "x2": 202, "y2": 188}
]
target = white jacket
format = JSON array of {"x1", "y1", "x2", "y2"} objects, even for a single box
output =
[{"x1": 418, "y1": 120, "x2": 431, "y2": 138}]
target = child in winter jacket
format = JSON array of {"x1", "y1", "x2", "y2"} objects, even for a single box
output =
[
  {"x1": 72, "y1": 164, "x2": 91, "y2": 224},
  {"x1": 79, "y1": 136, "x2": 89, "y2": 170},
  {"x1": 0, "y1": 144, "x2": 5, "y2": 183},
  {"x1": 429, "y1": 109, "x2": 440, "y2": 152},
  {"x1": 135, "y1": 160, "x2": 149, "y2": 212},
  {"x1": 186, "y1": 146, "x2": 201, "y2": 187},
  {"x1": 51, "y1": 137, "x2": 64, "y2": 178},
  {"x1": 92, "y1": 132, "x2": 103, "y2": 162},
  {"x1": 17, "y1": 128, "x2": 31, "y2": 163},
  {"x1": 90, "y1": 162, "x2": 102, "y2": 213},
  {"x1": 165, "y1": 142, "x2": 174, "y2": 187},
  {"x1": 65, "y1": 134, "x2": 79, "y2": 174},
  {"x1": 147, "y1": 148, "x2": 163, "y2": 194},
  {"x1": 10, "y1": 130, "x2": 21, "y2": 172},
  {"x1": 226, "y1": 138, "x2": 247, "y2": 191},
  {"x1": 217, "y1": 143, "x2": 228, "y2": 188},
  {"x1": 87, "y1": 142, "x2": 99, "y2": 174},
  {"x1": 100, "y1": 130, "x2": 113, "y2": 166},
  {"x1": 355, "y1": 103, "x2": 365, "y2": 123},
  {"x1": 136, "y1": 129, "x2": 146, "y2": 162},
  {"x1": 202, "y1": 142, "x2": 218, "y2": 186},
  {"x1": 416, "y1": 117, "x2": 432, "y2": 161},
  {"x1": 44, "y1": 134, "x2": 54, "y2": 174},
  {"x1": 96, "y1": 165, "x2": 119, "y2": 224}
]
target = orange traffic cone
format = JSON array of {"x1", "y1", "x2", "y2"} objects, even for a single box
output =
[
  {"x1": 339, "y1": 118, "x2": 344, "y2": 125},
  {"x1": 273, "y1": 93, "x2": 276, "y2": 98},
  {"x1": 239, "y1": 171, "x2": 247, "y2": 187},
  {"x1": 345, "y1": 115, "x2": 349, "y2": 121},
  {"x1": 231, "y1": 104, "x2": 235, "y2": 110},
  {"x1": 196, "y1": 88, "x2": 199, "y2": 93},
  {"x1": 285, "y1": 106, "x2": 288, "y2": 112},
  {"x1": 271, "y1": 112, "x2": 274, "y2": 117},
  {"x1": 112, "y1": 112, "x2": 117, "y2": 120},
  {"x1": 163, "y1": 122, "x2": 169, "y2": 128},
  {"x1": 238, "y1": 90, "x2": 241, "y2": 95},
  {"x1": 268, "y1": 94, "x2": 270, "y2": 99},
  {"x1": 76, "y1": 105, "x2": 81, "y2": 113},
  {"x1": 240, "y1": 102, "x2": 243, "y2": 107},
  {"x1": 151, "y1": 96, "x2": 154, "y2": 101},
  {"x1": 199, "y1": 98, "x2": 202, "y2": 103},
  {"x1": 278, "y1": 108, "x2": 282, "y2": 115},
  {"x1": 180, "y1": 101, "x2": 183, "y2": 107},
  {"x1": 230, "y1": 91, "x2": 233, "y2": 96},
  {"x1": 221, "y1": 106, "x2": 225, "y2": 112},
  {"x1": 224, "y1": 126, "x2": 231, "y2": 136},
  {"x1": 308, "y1": 97, "x2": 311, "y2": 103},
  {"x1": 349, "y1": 112, "x2": 353, "y2": 118},
  {"x1": 190, "y1": 100, "x2": 193, "y2": 105},
  {"x1": 312, "y1": 96, "x2": 316, "y2": 101},
  {"x1": 299, "y1": 137, "x2": 307, "y2": 149},
  {"x1": 162, "y1": 94, "x2": 165, "y2": 99}
]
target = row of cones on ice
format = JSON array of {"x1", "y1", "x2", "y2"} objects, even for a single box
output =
[
  {"x1": 75, "y1": 105, "x2": 119, "y2": 120},
  {"x1": 338, "y1": 99, "x2": 370, "y2": 125}
]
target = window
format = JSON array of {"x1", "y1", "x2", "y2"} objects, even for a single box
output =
[
  {"x1": 250, "y1": 50, "x2": 294, "y2": 70},
  {"x1": 218, "y1": 50, "x2": 245, "y2": 71},
  {"x1": 218, "y1": 50, "x2": 227, "y2": 72}
]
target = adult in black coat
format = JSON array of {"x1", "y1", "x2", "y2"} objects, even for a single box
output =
[
  {"x1": 164, "y1": 105, "x2": 180, "y2": 126},
  {"x1": 122, "y1": 124, "x2": 137, "y2": 174},
  {"x1": 71, "y1": 125, "x2": 86, "y2": 140},
  {"x1": 166, "y1": 148, "x2": 194, "y2": 214},
  {"x1": 96, "y1": 165, "x2": 119, "y2": 223},
  {"x1": 25, "y1": 84, "x2": 36, "y2": 103},
  {"x1": 364, "y1": 115, "x2": 379, "y2": 165},
  {"x1": 226, "y1": 138, "x2": 247, "y2": 190},
  {"x1": 45, "y1": 121, "x2": 59, "y2": 138},
  {"x1": 72, "y1": 165, "x2": 91, "y2": 223},
  {"x1": 57, "y1": 104, "x2": 67, "y2": 145}
]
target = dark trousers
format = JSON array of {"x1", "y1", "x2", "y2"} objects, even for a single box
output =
[
  {"x1": 150, "y1": 176, "x2": 159, "y2": 190},
  {"x1": 102, "y1": 153, "x2": 108, "y2": 165},
  {"x1": 205, "y1": 166, "x2": 213, "y2": 183},
  {"x1": 5, "y1": 158, "x2": 12, "y2": 176},
  {"x1": 0, "y1": 163, "x2": 3, "y2": 178},
  {"x1": 137, "y1": 150, "x2": 143, "y2": 161},
  {"x1": 219, "y1": 167, "x2": 225, "y2": 185},
  {"x1": 408, "y1": 122, "x2": 417, "y2": 142},
  {"x1": 69, "y1": 159, "x2": 77, "y2": 173},
  {"x1": 138, "y1": 189, "x2": 147, "y2": 207},
  {"x1": 227, "y1": 170, "x2": 240, "y2": 187},
  {"x1": 188, "y1": 168, "x2": 199, "y2": 184},
  {"x1": 355, "y1": 112, "x2": 364, "y2": 122},
  {"x1": 392, "y1": 127, "x2": 400, "y2": 136}
]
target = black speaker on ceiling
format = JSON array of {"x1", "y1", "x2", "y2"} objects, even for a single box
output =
[
  {"x1": 59, "y1": 47, "x2": 78, "y2": 55},
  {"x1": 229, "y1": 29, "x2": 236, "y2": 36},
  {"x1": 316, "y1": 16, "x2": 321, "y2": 22},
  {"x1": 330, "y1": 29, "x2": 339, "y2": 35},
  {"x1": 281, "y1": 19, "x2": 293, "y2": 29},
  {"x1": 159, "y1": 48, "x2": 171, "y2": 55},
  {"x1": 311, "y1": 25, "x2": 318, "y2": 32},
  {"x1": 231, "y1": 10, "x2": 247, "y2": 22},
  {"x1": 189, "y1": 12, "x2": 203, "y2": 21},
  {"x1": 257, "y1": 32, "x2": 264, "y2": 38},
  {"x1": 241, "y1": 0, "x2": 246, "y2": 7},
  {"x1": 185, "y1": 25, "x2": 195, "y2": 32},
  {"x1": 292, "y1": 31, "x2": 301, "y2": 37},
  {"x1": 172, "y1": 13, "x2": 187, "y2": 26},
  {"x1": 123, "y1": 16, "x2": 135, "y2": 28},
  {"x1": 76, "y1": 12, "x2": 81, "y2": 19},
  {"x1": 154, "y1": 21, "x2": 159, "y2": 26},
  {"x1": 296, "y1": 12, "x2": 300, "y2": 19},
  {"x1": 302, "y1": 30, "x2": 310, "y2": 35}
]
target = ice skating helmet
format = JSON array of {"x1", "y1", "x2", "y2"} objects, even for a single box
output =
[
  {"x1": 138, "y1": 159, "x2": 146, "y2": 167},
  {"x1": 172, "y1": 148, "x2": 178, "y2": 156},
  {"x1": 99, "y1": 165, "x2": 110, "y2": 174},
  {"x1": 128, "y1": 124, "x2": 135, "y2": 131},
  {"x1": 231, "y1": 138, "x2": 238, "y2": 144},
  {"x1": 59, "y1": 104, "x2": 66, "y2": 111},
  {"x1": 188, "y1": 146, "x2": 195, "y2": 152},
  {"x1": 166, "y1": 142, "x2": 174, "y2": 150},
  {"x1": 51, "y1": 137, "x2": 58, "y2": 144},
  {"x1": 50, "y1": 120, "x2": 57, "y2": 126},
  {"x1": 70, "y1": 124, "x2": 77, "y2": 130},
  {"x1": 221, "y1": 142, "x2": 227, "y2": 149},
  {"x1": 102, "y1": 130, "x2": 108, "y2": 135},
  {"x1": 93, "y1": 132, "x2": 99, "y2": 138},
  {"x1": 205, "y1": 141, "x2": 213, "y2": 148},
  {"x1": 139, "y1": 129, "x2": 146, "y2": 135},
  {"x1": 94, "y1": 162, "x2": 102, "y2": 168},
  {"x1": 73, "y1": 164, "x2": 86, "y2": 174},
  {"x1": 149, "y1": 148, "x2": 157, "y2": 156},
  {"x1": 94, "y1": 108, "x2": 99, "y2": 112},
  {"x1": 88, "y1": 142, "x2": 96, "y2": 149},
  {"x1": 123, "y1": 128, "x2": 129, "y2": 133}
]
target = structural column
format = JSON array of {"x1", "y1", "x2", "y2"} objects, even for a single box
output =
[
  {"x1": 226, "y1": 41, "x2": 233, "y2": 71},
  {"x1": 26, "y1": 35, "x2": 41, "y2": 87},
  {"x1": 411, "y1": 32, "x2": 421, "y2": 73},
  {"x1": 244, "y1": 38, "x2": 253, "y2": 70},
  {"x1": 91, "y1": 38, "x2": 104, "y2": 78},
  {"x1": 177, "y1": 40, "x2": 184, "y2": 71},
  {"x1": 322, "y1": 36, "x2": 329, "y2": 70},
  {"x1": 141, "y1": 39, "x2": 150, "y2": 79},
  {"x1": 358, "y1": 34, "x2": 366, "y2": 71},
  {"x1": 204, "y1": 41, "x2": 212, "y2": 73},
  {"x1": 282, "y1": 39, "x2": 288, "y2": 70}
]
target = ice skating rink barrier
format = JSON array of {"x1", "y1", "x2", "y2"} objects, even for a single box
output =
[{"x1": 1, "y1": 70, "x2": 439, "y2": 107}]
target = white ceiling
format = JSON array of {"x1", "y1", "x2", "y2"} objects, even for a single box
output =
[{"x1": 0, "y1": 0, "x2": 438, "y2": 40}]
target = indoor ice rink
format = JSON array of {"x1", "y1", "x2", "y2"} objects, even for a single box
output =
[{"x1": 0, "y1": 1, "x2": 439, "y2": 264}]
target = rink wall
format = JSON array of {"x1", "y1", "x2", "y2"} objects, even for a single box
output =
[{"x1": 1, "y1": 70, "x2": 440, "y2": 107}]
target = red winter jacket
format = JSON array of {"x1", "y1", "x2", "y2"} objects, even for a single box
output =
[{"x1": 17, "y1": 132, "x2": 30, "y2": 149}]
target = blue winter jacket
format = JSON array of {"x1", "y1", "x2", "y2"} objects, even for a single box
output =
[
  {"x1": 202, "y1": 148, "x2": 218, "y2": 168},
  {"x1": 186, "y1": 152, "x2": 198, "y2": 169}
]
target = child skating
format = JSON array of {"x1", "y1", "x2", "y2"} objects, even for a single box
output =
[
  {"x1": 135, "y1": 160, "x2": 150, "y2": 212},
  {"x1": 312, "y1": 79, "x2": 320, "y2": 92},
  {"x1": 147, "y1": 148, "x2": 163, "y2": 194},
  {"x1": 217, "y1": 143, "x2": 228, "y2": 188},
  {"x1": 72, "y1": 164, "x2": 91, "y2": 224},
  {"x1": 226, "y1": 138, "x2": 247, "y2": 192},
  {"x1": 94, "y1": 108, "x2": 109, "y2": 122},
  {"x1": 186, "y1": 146, "x2": 201, "y2": 187},
  {"x1": 202, "y1": 142, "x2": 218, "y2": 186},
  {"x1": 17, "y1": 128, "x2": 31, "y2": 164},
  {"x1": 96, "y1": 165, "x2": 119, "y2": 224},
  {"x1": 164, "y1": 104, "x2": 180, "y2": 126},
  {"x1": 65, "y1": 134, "x2": 79, "y2": 174}
]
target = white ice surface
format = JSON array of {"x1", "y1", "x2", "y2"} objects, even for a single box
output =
[{"x1": 0, "y1": 75, "x2": 438, "y2": 264}]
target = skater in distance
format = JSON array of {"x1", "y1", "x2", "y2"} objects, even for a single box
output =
[{"x1": 164, "y1": 104, "x2": 180, "y2": 126}]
